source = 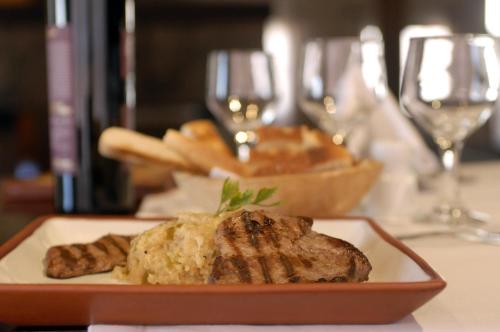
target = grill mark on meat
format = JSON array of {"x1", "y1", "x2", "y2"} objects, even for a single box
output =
[
  {"x1": 289, "y1": 255, "x2": 305, "y2": 270},
  {"x1": 279, "y1": 253, "x2": 295, "y2": 278},
  {"x1": 257, "y1": 256, "x2": 273, "y2": 284},
  {"x1": 222, "y1": 224, "x2": 242, "y2": 256},
  {"x1": 58, "y1": 247, "x2": 78, "y2": 268},
  {"x1": 73, "y1": 244, "x2": 97, "y2": 270},
  {"x1": 223, "y1": 224, "x2": 238, "y2": 240},
  {"x1": 209, "y1": 256, "x2": 224, "y2": 281},
  {"x1": 93, "y1": 240, "x2": 109, "y2": 254},
  {"x1": 241, "y1": 211, "x2": 262, "y2": 250},
  {"x1": 112, "y1": 235, "x2": 132, "y2": 252},
  {"x1": 279, "y1": 218, "x2": 298, "y2": 240},
  {"x1": 263, "y1": 217, "x2": 280, "y2": 248},
  {"x1": 106, "y1": 235, "x2": 127, "y2": 256},
  {"x1": 298, "y1": 254, "x2": 313, "y2": 268},
  {"x1": 230, "y1": 255, "x2": 252, "y2": 283}
]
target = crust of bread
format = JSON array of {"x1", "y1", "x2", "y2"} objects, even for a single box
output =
[
  {"x1": 163, "y1": 129, "x2": 248, "y2": 176},
  {"x1": 248, "y1": 125, "x2": 353, "y2": 176},
  {"x1": 256, "y1": 125, "x2": 303, "y2": 144},
  {"x1": 180, "y1": 120, "x2": 233, "y2": 157},
  {"x1": 98, "y1": 127, "x2": 199, "y2": 172}
]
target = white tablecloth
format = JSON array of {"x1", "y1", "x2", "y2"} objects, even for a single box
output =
[
  {"x1": 91, "y1": 160, "x2": 500, "y2": 332},
  {"x1": 406, "y1": 161, "x2": 500, "y2": 332}
]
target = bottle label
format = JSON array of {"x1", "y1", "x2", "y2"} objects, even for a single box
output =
[
  {"x1": 46, "y1": 26, "x2": 78, "y2": 175},
  {"x1": 120, "y1": 29, "x2": 136, "y2": 129}
]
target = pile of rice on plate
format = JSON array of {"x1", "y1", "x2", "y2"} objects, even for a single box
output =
[{"x1": 114, "y1": 213, "x2": 226, "y2": 284}]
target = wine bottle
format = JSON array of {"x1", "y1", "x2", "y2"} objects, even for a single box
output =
[{"x1": 46, "y1": 0, "x2": 135, "y2": 214}]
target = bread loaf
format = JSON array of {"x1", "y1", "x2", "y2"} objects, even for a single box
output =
[
  {"x1": 163, "y1": 129, "x2": 248, "y2": 176},
  {"x1": 248, "y1": 126, "x2": 353, "y2": 176},
  {"x1": 98, "y1": 127, "x2": 199, "y2": 172},
  {"x1": 180, "y1": 120, "x2": 233, "y2": 157}
]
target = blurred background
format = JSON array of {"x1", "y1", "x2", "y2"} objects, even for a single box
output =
[{"x1": 1, "y1": 0, "x2": 499, "y2": 242}]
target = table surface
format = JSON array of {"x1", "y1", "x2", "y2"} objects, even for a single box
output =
[{"x1": 405, "y1": 160, "x2": 500, "y2": 332}]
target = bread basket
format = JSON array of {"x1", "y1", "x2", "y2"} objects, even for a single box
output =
[{"x1": 174, "y1": 159, "x2": 382, "y2": 218}]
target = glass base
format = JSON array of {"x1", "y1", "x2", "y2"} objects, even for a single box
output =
[
  {"x1": 417, "y1": 204, "x2": 487, "y2": 226},
  {"x1": 416, "y1": 205, "x2": 500, "y2": 245}
]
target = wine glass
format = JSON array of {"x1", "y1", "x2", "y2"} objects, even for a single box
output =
[
  {"x1": 206, "y1": 50, "x2": 277, "y2": 161},
  {"x1": 299, "y1": 37, "x2": 387, "y2": 147},
  {"x1": 400, "y1": 34, "x2": 499, "y2": 232}
]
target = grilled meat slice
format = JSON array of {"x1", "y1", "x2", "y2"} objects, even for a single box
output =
[
  {"x1": 44, "y1": 234, "x2": 135, "y2": 279},
  {"x1": 209, "y1": 210, "x2": 371, "y2": 284}
]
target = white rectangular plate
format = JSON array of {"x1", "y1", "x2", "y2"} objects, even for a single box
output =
[{"x1": 0, "y1": 216, "x2": 430, "y2": 284}]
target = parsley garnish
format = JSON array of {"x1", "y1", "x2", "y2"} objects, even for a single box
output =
[{"x1": 215, "y1": 178, "x2": 280, "y2": 216}]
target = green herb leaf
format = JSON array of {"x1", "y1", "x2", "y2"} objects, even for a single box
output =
[
  {"x1": 220, "y1": 178, "x2": 239, "y2": 205},
  {"x1": 252, "y1": 187, "x2": 277, "y2": 205},
  {"x1": 215, "y1": 178, "x2": 281, "y2": 216},
  {"x1": 228, "y1": 189, "x2": 253, "y2": 208}
]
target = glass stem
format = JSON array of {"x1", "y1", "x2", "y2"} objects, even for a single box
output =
[
  {"x1": 236, "y1": 142, "x2": 250, "y2": 162},
  {"x1": 234, "y1": 130, "x2": 256, "y2": 162},
  {"x1": 332, "y1": 129, "x2": 348, "y2": 146},
  {"x1": 438, "y1": 141, "x2": 463, "y2": 211}
]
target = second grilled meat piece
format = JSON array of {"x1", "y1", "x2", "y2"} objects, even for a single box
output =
[
  {"x1": 209, "y1": 210, "x2": 371, "y2": 284},
  {"x1": 45, "y1": 234, "x2": 134, "y2": 279}
]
